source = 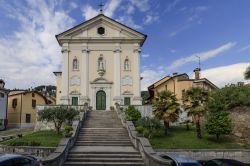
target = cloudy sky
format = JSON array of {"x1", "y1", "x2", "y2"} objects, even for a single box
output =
[{"x1": 0, "y1": 0, "x2": 249, "y2": 90}]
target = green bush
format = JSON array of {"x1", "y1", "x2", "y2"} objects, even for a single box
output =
[
  {"x1": 64, "y1": 125, "x2": 73, "y2": 137},
  {"x1": 143, "y1": 128, "x2": 150, "y2": 138},
  {"x1": 205, "y1": 111, "x2": 232, "y2": 141},
  {"x1": 125, "y1": 106, "x2": 141, "y2": 121},
  {"x1": 207, "y1": 85, "x2": 250, "y2": 112},
  {"x1": 136, "y1": 126, "x2": 144, "y2": 134}
]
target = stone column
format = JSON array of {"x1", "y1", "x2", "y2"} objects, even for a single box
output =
[
  {"x1": 80, "y1": 48, "x2": 90, "y2": 105},
  {"x1": 133, "y1": 48, "x2": 142, "y2": 105},
  {"x1": 60, "y1": 45, "x2": 70, "y2": 105},
  {"x1": 113, "y1": 49, "x2": 122, "y2": 104}
]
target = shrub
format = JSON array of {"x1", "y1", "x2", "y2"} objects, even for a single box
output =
[
  {"x1": 136, "y1": 126, "x2": 144, "y2": 134},
  {"x1": 110, "y1": 106, "x2": 115, "y2": 111},
  {"x1": 143, "y1": 128, "x2": 150, "y2": 138},
  {"x1": 64, "y1": 125, "x2": 73, "y2": 137},
  {"x1": 125, "y1": 106, "x2": 141, "y2": 121},
  {"x1": 205, "y1": 111, "x2": 232, "y2": 141}
]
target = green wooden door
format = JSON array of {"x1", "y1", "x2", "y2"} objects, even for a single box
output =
[
  {"x1": 72, "y1": 97, "x2": 78, "y2": 106},
  {"x1": 96, "y1": 90, "x2": 106, "y2": 110}
]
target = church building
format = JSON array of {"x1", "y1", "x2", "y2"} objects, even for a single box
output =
[{"x1": 54, "y1": 14, "x2": 147, "y2": 110}]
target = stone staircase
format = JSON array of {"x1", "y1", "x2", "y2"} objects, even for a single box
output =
[{"x1": 64, "y1": 111, "x2": 145, "y2": 166}]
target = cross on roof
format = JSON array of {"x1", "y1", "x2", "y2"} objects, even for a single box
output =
[{"x1": 99, "y1": 1, "x2": 104, "y2": 14}]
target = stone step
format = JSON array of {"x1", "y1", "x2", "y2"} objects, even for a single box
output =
[
  {"x1": 75, "y1": 143, "x2": 132, "y2": 146},
  {"x1": 64, "y1": 161, "x2": 145, "y2": 166},
  {"x1": 77, "y1": 138, "x2": 130, "y2": 141},
  {"x1": 66, "y1": 157, "x2": 144, "y2": 162},
  {"x1": 67, "y1": 153, "x2": 141, "y2": 158},
  {"x1": 69, "y1": 151, "x2": 140, "y2": 155}
]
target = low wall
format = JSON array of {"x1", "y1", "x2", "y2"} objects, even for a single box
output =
[
  {"x1": 229, "y1": 106, "x2": 250, "y2": 144},
  {"x1": 121, "y1": 105, "x2": 153, "y2": 117},
  {"x1": 0, "y1": 146, "x2": 55, "y2": 158},
  {"x1": 156, "y1": 149, "x2": 250, "y2": 164}
]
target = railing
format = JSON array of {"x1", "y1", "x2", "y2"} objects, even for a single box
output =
[
  {"x1": 37, "y1": 105, "x2": 86, "y2": 112},
  {"x1": 115, "y1": 104, "x2": 172, "y2": 166}
]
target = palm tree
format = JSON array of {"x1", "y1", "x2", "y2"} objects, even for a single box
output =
[
  {"x1": 244, "y1": 66, "x2": 250, "y2": 80},
  {"x1": 182, "y1": 87, "x2": 209, "y2": 139},
  {"x1": 153, "y1": 90, "x2": 180, "y2": 134}
]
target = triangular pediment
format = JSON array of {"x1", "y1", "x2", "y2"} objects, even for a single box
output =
[{"x1": 56, "y1": 14, "x2": 146, "y2": 46}]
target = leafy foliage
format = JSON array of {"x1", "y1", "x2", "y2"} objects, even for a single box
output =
[
  {"x1": 38, "y1": 106, "x2": 79, "y2": 134},
  {"x1": 152, "y1": 90, "x2": 180, "y2": 134},
  {"x1": 207, "y1": 85, "x2": 250, "y2": 112},
  {"x1": 182, "y1": 87, "x2": 209, "y2": 139},
  {"x1": 205, "y1": 111, "x2": 232, "y2": 140},
  {"x1": 141, "y1": 91, "x2": 150, "y2": 104},
  {"x1": 34, "y1": 85, "x2": 56, "y2": 97},
  {"x1": 125, "y1": 105, "x2": 141, "y2": 121},
  {"x1": 136, "y1": 117, "x2": 165, "y2": 138},
  {"x1": 244, "y1": 65, "x2": 250, "y2": 80}
]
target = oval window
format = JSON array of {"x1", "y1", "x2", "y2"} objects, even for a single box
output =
[{"x1": 97, "y1": 27, "x2": 105, "y2": 35}]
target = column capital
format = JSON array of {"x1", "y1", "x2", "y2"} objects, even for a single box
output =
[
  {"x1": 82, "y1": 49, "x2": 90, "y2": 53},
  {"x1": 133, "y1": 48, "x2": 141, "y2": 53},
  {"x1": 61, "y1": 48, "x2": 70, "y2": 53},
  {"x1": 113, "y1": 49, "x2": 122, "y2": 53}
]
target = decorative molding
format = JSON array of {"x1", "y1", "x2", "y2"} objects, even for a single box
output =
[
  {"x1": 61, "y1": 48, "x2": 70, "y2": 53},
  {"x1": 133, "y1": 48, "x2": 141, "y2": 53},
  {"x1": 122, "y1": 76, "x2": 133, "y2": 86},
  {"x1": 113, "y1": 49, "x2": 122, "y2": 53},
  {"x1": 70, "y1": 76, "x2": 81, "y2": 86},
  {"x1": 82, "y1": 49, "x2": 90, "y2": 53}
]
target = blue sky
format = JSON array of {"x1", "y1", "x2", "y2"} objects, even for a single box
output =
[{"x1": 0, "y1": 0, "x2": 249, "y2": 90}]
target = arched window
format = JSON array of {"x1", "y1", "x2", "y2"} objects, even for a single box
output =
[
  {"x1": 124, "y1": 57, "x2": 130, "y2": 71},
  {"x1": 98, "y1": 55, "x2": 105, "y2": 70},
  {"x1": 73, "y1": 57, "x2": 79, "y2": 70}
]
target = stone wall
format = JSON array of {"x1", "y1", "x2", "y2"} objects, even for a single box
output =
[
  {"x1": 229, "y1": 106, "x2": 250, "y2": 144},
  {"x1": 156, "y1": 149, "x2": 250, "y2": 164}
]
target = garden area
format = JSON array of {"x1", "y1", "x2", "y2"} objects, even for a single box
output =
[
  {"x1": 125, "y1": 84, "x2": 250, "y2": 149},
  {"x1": 0, "y1": 106, "x2": 80, "y2": 147}
]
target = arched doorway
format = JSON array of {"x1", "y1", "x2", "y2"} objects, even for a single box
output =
[{"x1": 96, "y1": 90, "x2": 106, "y2": 110}]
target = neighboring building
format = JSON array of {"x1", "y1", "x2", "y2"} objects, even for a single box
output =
[
  {"x1": 54, "y1": 13, "x2": 146, "y2": 110},
  {"x1": 148, "y1": 68, "x2": 218, "y2": 103},
  {"x1": 0, "y1": 79, "x2": 8, "y2": 130},
  {"x1": 7, "y1": 90, "x2": 47, "y2": 128}
]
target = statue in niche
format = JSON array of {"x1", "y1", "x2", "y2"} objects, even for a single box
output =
[
  {"x1": 124, "y1": 57, "x2": 130, "y2": 70},
  {"x1": 97, "y1": 55, "x2": 105, "y2": 76}
]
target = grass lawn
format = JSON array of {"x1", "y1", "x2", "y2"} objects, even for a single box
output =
[
  {"x1": 1, "y1": 130, "x2": 63, "y2": 147},
  {"x1": 150, "y1": 125, "x2": 250, "y2": 149}
]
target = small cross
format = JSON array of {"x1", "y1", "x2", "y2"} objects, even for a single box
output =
[{"x1": 99, "y1": 1, "x2": 104, "y2": 14}]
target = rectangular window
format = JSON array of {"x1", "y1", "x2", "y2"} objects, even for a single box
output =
[
  {"x1": 72, "y1": 97, "x2": 78, "y2": 106},
  {"x1": 32, "y1": 93, "x2": 35, "y2": 97},
  {"x1": 32, "y1": 99, "x2": 36, "y2": 108},
  {"x1": 182, "y1": 89, "x2": 186, "y2": 98},
  {"x1": 12, "y1": 98, "x2": 17, "y2": 108},
  {"x1": 0, "y1": 92, "x2": 4, "y2": 98},
  {"x1": 26, "y1": 114, "x2": 31, "y2": 123},
  {"x1": 165, "y1": 85, "x2": 168, "y2": 90},
  {"x1": 124, "y1": 97, "x2": 131, "y2": 106}
]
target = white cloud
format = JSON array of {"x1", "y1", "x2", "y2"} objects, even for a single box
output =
[
  {"x1": 170, "y1": 49, "x2": 177, "y2": 53},
  {"x1": 141, "y1": 54, "x2": 150, "y2": 58},
  {"x1": 0, "y1": 0, "x2": 75, "y2": 89},
  {"x1": 239, "y1": 45, "x2": 250, "y2": 52},
  {"x1": 197, "y1": 63, "x2": 250, "y2": 87},
  {"x1": 143, "y1": 14, "x2": 159, "y2": 25},
  {"x1": 169, "y1": 42, "x2": 237, "y2": 69},
  {"x1": 82, "y1": 0, "x2": 122, "y2": 20},
  {"x1": 129, "y1": 0, "x2": 150, "y2": 12},
  {"x1": 141, "y1": 69, "x2": 163, "y2": 90},
  {"x1": 117, "y1": 15, "x2": 142, "y2": 30}
]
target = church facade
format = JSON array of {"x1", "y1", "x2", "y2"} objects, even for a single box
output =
[{"x1": 54, "y1": 14, "x2": 147, "y2": 110}]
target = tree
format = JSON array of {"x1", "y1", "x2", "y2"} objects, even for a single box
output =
[
  {"x1": 153, "y1": 90, "x2": 180, "y2": 134},
  {"x1": 205, "y1": 111, "x2": 232, "y2": 140},
  {"x1": 182, "y1": 87, "x2": 209, "y2": 139},
  {"x1": 38, "y1": 106, "x2": 79, "y2": 134},
  {"x1": 244, "y1": 65, "x2": 250, "y2": 80}
]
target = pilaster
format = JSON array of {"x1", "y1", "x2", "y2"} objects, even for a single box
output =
[
  {"x1": 81, "y1": 48, "x2": 90, "y2": 104},
  {"x1": 132, "y1": 48, "x2": 142, "y2": 105},
  {"x1": 113, "y1": 48, "x2": 122, "y2": 104}
]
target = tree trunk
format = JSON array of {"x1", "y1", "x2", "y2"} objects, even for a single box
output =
[
  {"x1": 195, "y1": 115, "x2": 202, "y2": 139},
  {"x1": 164, "y1": 121, "x2": 169, "y2": 135},
  {"x1": 216, "y1": 134, "x2": 220, "y2": 141},
  {"x1": 186, "y1": 122, "x2": 190, "y2": 131}
]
